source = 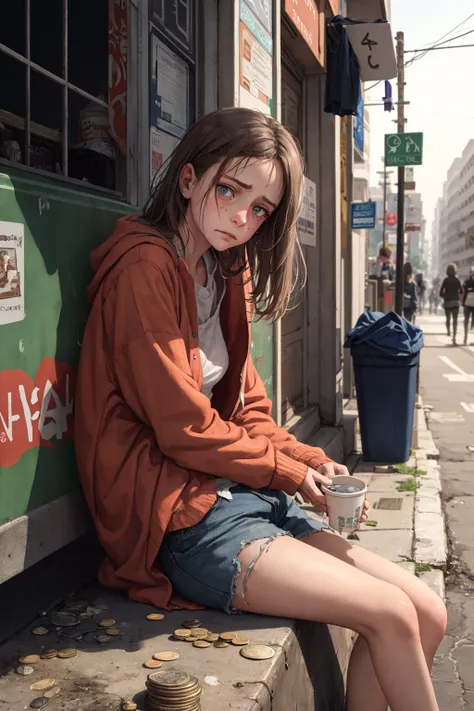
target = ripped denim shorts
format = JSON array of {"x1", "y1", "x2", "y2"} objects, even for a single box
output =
[{"x1": 158, "y1": 485, "x2": 332, "y2": 614}]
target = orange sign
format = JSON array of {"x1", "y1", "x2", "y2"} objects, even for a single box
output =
[{"x1": 284, "y1": 0, "x2": 323, "y2": 64}]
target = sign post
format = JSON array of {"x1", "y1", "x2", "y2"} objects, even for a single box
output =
[
  {"x1": 384, "y1": 132, "x2": 423, "y2": 167},
  {"x1": 351, "y1": 201, "x2": 376, "y2": 230}
]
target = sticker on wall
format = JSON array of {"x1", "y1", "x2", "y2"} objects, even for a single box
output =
[
  {"x1": 0, "y1": 221, "x2": 24, "y2": 326},
  {"x1": 150, "y1": 36, "x2": 190, "y2": 139},
  {"x1": 239, "y1": 1, "x2": 273, "y2": 115},
  {"x1": 297, "y1": 177, "x2": 317, "y2": 247}
]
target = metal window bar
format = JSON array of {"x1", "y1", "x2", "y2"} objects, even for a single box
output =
[{"x1": 0, "y1": 6, "x2": 110, "y2": 180}]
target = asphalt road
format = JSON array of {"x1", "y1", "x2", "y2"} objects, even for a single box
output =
[{"x1": 418, "y1": 313, "x2": 474, "y2": 709}]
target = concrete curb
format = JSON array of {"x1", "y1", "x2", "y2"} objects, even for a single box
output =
[{"x1": 413, "y1": 398, "x2": 447, "y2": 600}]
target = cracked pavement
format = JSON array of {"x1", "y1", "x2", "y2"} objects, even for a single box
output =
[{"x1": 418, "y1": 315, "x2": 474, "y2": 709}]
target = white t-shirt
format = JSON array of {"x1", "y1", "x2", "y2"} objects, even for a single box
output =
[{"x1": 195, "y1": 252, "x2": 236, "y2": 500}]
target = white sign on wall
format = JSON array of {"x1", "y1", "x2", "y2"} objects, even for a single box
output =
[
  {"x1": 297, "y1": 177, "x2": 317, "y2": 247},
  {"x1": 345, "y1": 23, "x2": 397, "y2": 81},
  {"x1": 0, "y1": 221, "x2": 24, "y2": 326}
]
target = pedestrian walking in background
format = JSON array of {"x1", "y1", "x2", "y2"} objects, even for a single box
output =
[
  {"x1": 376, "y1": 246, "x2": 395, "y2": 282},
  {"x1": 429, "y1": 281, "x2": 440, "y2": 315},
  {"x1": 440, "y1": 263, "x2": 463, "y2": 345},
  {"x1": 462, "y1": 266, "x2": 474, "y2": 345},
  {"x1": 403, "y1": 262, "x2": 417, "y2": 323},
  {"x1": 415, "y1": 273, "x2": 426, "y2": 315}
]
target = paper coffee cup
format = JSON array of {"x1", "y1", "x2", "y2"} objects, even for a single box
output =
[{"x1": 321, "y1": 475, "x2": 367, "y2": 533}]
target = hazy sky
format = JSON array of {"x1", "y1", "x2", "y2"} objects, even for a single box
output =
[{"x1": 367, "y1": 0, "x2": 474, "y2": 235}]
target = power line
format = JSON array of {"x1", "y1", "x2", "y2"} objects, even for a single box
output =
[
  {"x1": 415, "y1": 11, "x2": 474, "y2": 51},
  {"x1": 406, "y1": 43, "x2": 474, "y2": 54}
]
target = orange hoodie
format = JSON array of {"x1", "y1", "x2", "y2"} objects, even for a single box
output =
[{"x1": 75, "y1": 215, "x2": 332, "y2": 610}]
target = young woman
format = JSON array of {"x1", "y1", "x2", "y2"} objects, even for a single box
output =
[
  {"x1": 440, "y1": 263, "x2": 463, "y2": 345},
  {"x1": 462, "y1": 266, "x2": 474, "y2": 345},
  {"x1": 75, "y1": 108, "x2": 446, "y2": 711},
  {"x1": 403, "y1": 262, "x2": 417, "y2": 323}
]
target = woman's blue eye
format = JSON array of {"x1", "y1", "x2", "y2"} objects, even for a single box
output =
[
  {"x1": 217, "y1": 184, "x2": 234, "y2": 197},
  {"x1": 253, "y1": 205, "x2": 268, "y2": 218}
]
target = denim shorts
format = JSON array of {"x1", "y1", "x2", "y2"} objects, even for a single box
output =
[{"x1": 158, "y1": 485, "x2": 332, "y2": 613}]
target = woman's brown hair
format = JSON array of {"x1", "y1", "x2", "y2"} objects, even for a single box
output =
[
  {"x1": 446, "y1": 263, "x2": 457, "y2": 278},
  {"x1": 142, "y1": 107, "x2": 305, "y2": 320}
]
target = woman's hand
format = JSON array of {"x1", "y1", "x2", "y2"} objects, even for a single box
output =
[{"x1": 297, "y1": 462, "x2": 370, "y2": 522}]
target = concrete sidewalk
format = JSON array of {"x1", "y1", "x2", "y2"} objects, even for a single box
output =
[{"x1": 0, "y1": 405, "x2": 446, "y2": 711}]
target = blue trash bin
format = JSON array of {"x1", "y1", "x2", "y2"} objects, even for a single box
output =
[{"x1": 345, "y1": 312, "x2": 424, "y2": 464}]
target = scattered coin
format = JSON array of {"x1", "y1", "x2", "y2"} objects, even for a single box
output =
[
  {"x1": 98, "y1": 618, "x2": 116, "y2": 628},
  {"x1": 51, "y1": 612, "x2": 79, "y2": 627},
  {"x1": 213, "y1": 641, "x2": 229, "y2": 649},
  {"x1": 219, "y1": 632, "x2": 236, "y2": 641},
  {"x1": 240, "y1": 644, "x2": 275, "y2": 660},
  {"x1": 173, "y1": 629, "x2": 191, "y2": 640},
  {"x1": 146, "y1": 613, "x2": 164, "y2": 621},
  {"x1": 182, "y1": 619, "x2": 201, "y2": 629},
  {"x1": 57, "y1": 648, "x2": 77, "y2": 659},
  {"x1": 105, "y1": 626, "x2": 121, "y2": 636},
  {"x1": 193, "y1": 640, "x2": 210, "y2": 648},
  {"x1": 231, "y1": 636, "x2": 249, "y2": 646},
  {"x1": 191, "y1": 628, "x2": 208, "y2": 637},
  {"x1": 185, "y1": 636, "x2": 198, "y2": 643},
  {"x1": 43, "y1": 687, "x2": 61, "y2": 699},
  {"x1": 19, "y1": 655, "x2": 40, "y2": 664},
  {"x1": 96, "y1": 634, "x2": 113, "y2": 644},
  {"x1": 31, "y1": 627, "x2": 50, "y2": 636},
  {"x1": 122, "y1": 702, "x2": 138, "y2": 711},
  {"x1": 205, "y1": 633, "x2": 219, "y2": 642},
  {"x1": 30, "y1": 699, "x2": 49, "y2": 709},
  {"x1": 153, "y1": 651, "x2": 180, "y2": 662},
  {"x1": 30, "y1": 679, "x2": 56, "y2": 692},
  {"x1": 143, "y1": 660, "x2": 163, "y2": 669},
  {"x1": 40, "y1": 650, "x2": 58, "y2": 660},
  {"x1": 16, "y1": 665, "x2": 34, "y2": 675}
]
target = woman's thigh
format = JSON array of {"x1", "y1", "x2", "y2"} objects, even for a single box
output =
[{"x1": 232, "y1": 532, "x2": 415, "y2": 636}]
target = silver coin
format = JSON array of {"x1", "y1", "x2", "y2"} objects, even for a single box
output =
[
  {"x1": 95, "y1": 634, "x2": 113, "y2": 644},
  {"x1": 30, "y1": 699, "x2": 49, "y2": 709},
  {"x1": 16, "y1": 665, "x2": 34, "y2": 676},
  {"x1": 50, "y1": 612, "x2": 79, "y2": 627}
]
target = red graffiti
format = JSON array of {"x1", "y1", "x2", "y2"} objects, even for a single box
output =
[{"x1": 0, "y1": 357, "x2": 76, "y2": 468}]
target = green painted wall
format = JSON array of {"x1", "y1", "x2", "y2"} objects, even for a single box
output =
[{"x1": 0, "y1": 168, "x2": 274, "y2": 528}]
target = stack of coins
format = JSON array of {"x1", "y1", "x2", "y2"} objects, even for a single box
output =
[{"x1": 146, "y1": 670, "x2": 201, "y2": 711}]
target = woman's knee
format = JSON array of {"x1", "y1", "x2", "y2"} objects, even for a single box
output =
[
  {"x1": 414, "y1": 588, "x2": 447, "y2": 648},
  {"x1": 361, "y1": 583, "x2": 420, "y2": 641}
]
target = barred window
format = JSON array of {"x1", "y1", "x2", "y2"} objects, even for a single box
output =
[{"x1": 0, "y1": 0, "x2": 128, "y2": 196}]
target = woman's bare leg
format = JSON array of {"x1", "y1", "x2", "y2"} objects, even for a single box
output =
[
  {"x1": 301, "y1": 531, "x2": 447, "y2": 711},
  {"x1": 232, "y1": 533, "x2": 440, "y2": 711}
]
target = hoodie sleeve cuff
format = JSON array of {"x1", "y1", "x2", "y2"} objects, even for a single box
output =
[
  {"x1": 291, "y1": 443, "x2": 333, "y2": 471},
  {"x1": 271, "y1": 450, "x2": 308, "y2": 496}
]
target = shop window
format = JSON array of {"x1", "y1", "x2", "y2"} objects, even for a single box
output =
[{"x1": 0, "y1": 0, "x2": 127, "y2": 196}]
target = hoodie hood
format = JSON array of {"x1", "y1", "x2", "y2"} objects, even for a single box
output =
[{"x1": 88, "y1": 215, "x2": 176, "y2": 302}]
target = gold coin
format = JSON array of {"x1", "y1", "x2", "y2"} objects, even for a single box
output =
[
  {"x1": 19, "y1": 655, "x2": 40, "y2": 664},
  {"x1": 30, "y1": 679, "x2": 56, "y2": 692},
  {"x1": 219, "y1": 632, "x2": 236, "y2": 641},
  {"x1": 240, "y1": 644, "x2": 275, "y2": 660},
  {"x1": 43, "y1": 687, "x2": 61, "y2": 699},
  {"x1": 146, "y1": 613, "x2": 164, "y2": 621},
  {"x1": 98, "y1": 618, "x2": 116, "y2": 628},
  {"x1": 193, "y1": 640, "x2": 210, "y2": 648},
  {"x1": 143, "y1": 660, "x2": 163, "y2": 669},
  {"x1": 105, "y1": 627, "x2": 121, "y2": 636},
  {"x1": 122, "y1": 702, "x2": 138, "y2": 711},
  {"x1": 185, "y1": 636, "x2": 198, "y2": 643},
  {"x1": 31, "y1": 627, "x2": 49, "y2": 636},
  {"x1": 231, "y1": 636, "x2": 249, "y2": 646},
  {"x1": 173, "y1": 629, "x2": 191, "y2": 639},
  {"x1": 191, "y1": 628, "x2": 208, "y2": 637},
  {"x1": 40, "y1": 650, "x2": 58, "y2": 660},
  {"x1": 57, "y1": 648, "x2": 78, "y2": 659},
  {"x1": 153, "y1": 651, "x2": 180, "y2": 661},
  {"x1": 182, "y1": 619, "x2": 201, "y2": 629},
  {"x1": 205, "y1": 633, "x2": 219, "y2": 642},
  {"x1": 214, "y1": 640, "x2": 229, "y2": 648}
]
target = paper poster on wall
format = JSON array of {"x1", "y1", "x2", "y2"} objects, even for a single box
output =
[
  {"x1": 243, "y1": 0, "x2": 272, "y2": 34},
  {"x1": 239, "y1": 21, "x2": 273, "y2": 115},
  {"x1": 150, "y1": 127, "x2": 179, "y2": 184},
  {"x1": 151, "y1": 36, "x2": 189, "y2": 139},
  {"x1": 0, "y1": 221, "x2": 24, "y2": 326},
  {"x1": 297, "y1": 177, "x2": 317, "y2": 247}
]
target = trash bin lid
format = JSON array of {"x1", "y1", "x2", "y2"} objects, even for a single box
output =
[{"x1": 344, "y1": 311, "x2": 424, "y2": 356}]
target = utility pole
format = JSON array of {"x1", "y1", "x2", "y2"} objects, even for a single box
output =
[
  {"x1": 395, "y1": 31, "x2": 406, "y2": 315},
  {"x1": 377, "y1": 169, "x2": 388, "y2": 247}
]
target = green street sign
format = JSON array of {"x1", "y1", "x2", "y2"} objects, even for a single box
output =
[{"x1": 384, "y1": 133, "x2": 423, "y2": 167}]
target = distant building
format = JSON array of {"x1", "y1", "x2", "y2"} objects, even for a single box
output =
[{"x1": 435, "y1": 141, "x2": 474, "y2": 277}]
